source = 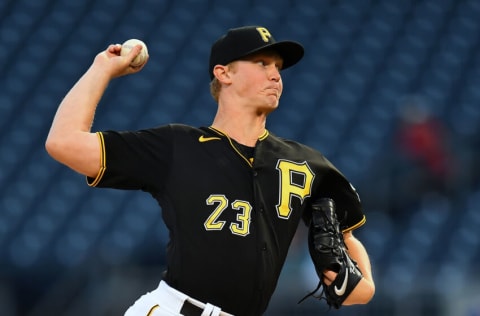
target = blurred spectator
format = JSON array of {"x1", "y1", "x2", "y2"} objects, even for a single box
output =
[{"x1": 392, "y1": 95, "x2": 457, "y2": 214}]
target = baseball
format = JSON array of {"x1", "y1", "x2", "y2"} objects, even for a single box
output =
[{"x1": 121, "y1": 39, "x2": 149, "y2": 67}]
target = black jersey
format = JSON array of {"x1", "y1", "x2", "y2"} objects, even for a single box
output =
[{"x1": 87, "y1": 124, "x2": 365, "y2": 316}]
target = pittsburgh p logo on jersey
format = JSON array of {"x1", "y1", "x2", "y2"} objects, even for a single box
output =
[{"x1": 275, "y1": 159, "x2": 315, "y2": 219}]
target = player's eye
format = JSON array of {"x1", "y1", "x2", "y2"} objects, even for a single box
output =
[{"x1": 253, "y1": 57, "x2": 283, "y2": 70}]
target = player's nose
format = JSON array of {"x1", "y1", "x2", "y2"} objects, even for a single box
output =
[{"x1": 268, "y1": 65, "x2": 281, "y2": 82}]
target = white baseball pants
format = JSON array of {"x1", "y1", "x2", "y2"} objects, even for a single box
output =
[{"x1": 123, "y1": 280, "x2": 233, "y2": 316}]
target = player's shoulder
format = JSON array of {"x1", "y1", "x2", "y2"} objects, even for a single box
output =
[
  {"x1": 148, "y1": 123, "x2": 205, "y2": 136},
  {"x1": 265, "y1": 131, "x2": 325, "y2": 157},
  {"x1": 155, "y1": 123, "x2": 200, "y2": 132}
]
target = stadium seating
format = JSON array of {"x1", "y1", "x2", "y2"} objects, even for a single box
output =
[{"x1": 1, "y1": 0, "x2": 479, "y2": 315}]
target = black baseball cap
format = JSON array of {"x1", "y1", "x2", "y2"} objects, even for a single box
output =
[{"x1": 209, "y1": 26, "x2": 304, "y2": 80}]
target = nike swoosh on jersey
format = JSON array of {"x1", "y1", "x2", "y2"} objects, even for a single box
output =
[
  {"x1": 198, "y1": 135, "x2": 221, "y2": 142},
  {"x1": 334, "y1": 272, "x2": 349, "y2": 296}
]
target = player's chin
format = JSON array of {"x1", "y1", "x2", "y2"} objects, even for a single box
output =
[
  {"x1": 266, "y1": 96, "x2": 281, "y2": 107},
  {"x1": 260, "y1": 103, "x2": 279, "y2": 114}
]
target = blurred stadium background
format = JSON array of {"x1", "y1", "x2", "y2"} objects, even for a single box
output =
[{"x1": 1, "y1": 0, "x2": 480, "y2": 315}]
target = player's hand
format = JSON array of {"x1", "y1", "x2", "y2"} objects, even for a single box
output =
[
  {"x1": 92, "y1": 44, "x2": 148, "y2": 79},
  {"x1": 322, "y1": 270, "x2": 337, "y2": 286}
]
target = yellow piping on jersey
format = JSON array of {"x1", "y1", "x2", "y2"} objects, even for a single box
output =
[
  {"x1": 208, "y1": 126, "x2": 264, "y2": 168},
  {"x1": 258, "y1": 129, "x2": 269, "y2": 140},
  {"x1": 342, "y1": 215, "x2": 366, "y2": 233},
  {"x1": 87, "y1": 132, "x2": 106, "y2": 187}
]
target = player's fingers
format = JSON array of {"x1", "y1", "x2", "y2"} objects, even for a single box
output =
[
  {"x1": 95, "y1": 43, "x2": 146, "y2": 77},
  {"x1": 123, "y1": 45, "x2": 148, "y2": 71},
  {"x1": 130, "y1": 54, "x2": 149, "y2": 70},
  {"x1": 323, "y1": 270, "x2": 337, "y2": 285},
  {"x1": 125, "y1": 44, "x2": 143, "y2": 60},
  {"x1": 107, "y1": 43, "x2": 122, "y2": 55},
  {"x1": 92, "y1": 47, "x2": 130, "y2": 79}
]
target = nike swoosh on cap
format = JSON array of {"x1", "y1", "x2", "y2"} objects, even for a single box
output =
[{"x1": 198, "y1": 135, "x2": 221, "y2": 142}]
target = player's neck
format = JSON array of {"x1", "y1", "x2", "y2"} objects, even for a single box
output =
[{"x1": 211, "y1": 111, "x2": 266, "y2": 147}]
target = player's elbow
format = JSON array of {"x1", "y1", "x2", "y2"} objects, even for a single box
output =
[
  {"x1": 46, "y1": 131, "x2": 101, "y2": 178},
  {"x1": 45, "y1": 135, "x2": 59, "y2": 159},
  {"x1": 45, "y1": 133, "x2": 77, "y2": 166},
  {"x1": 358, "y1": 279, "x2": 375, "y2": 304},
  {"x1": 45, "y1": 133, "x2": 66, "y2": 163}
]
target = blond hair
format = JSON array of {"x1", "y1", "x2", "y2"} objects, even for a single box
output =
[{"x1": 209, "y1": 77, "x2": 221, "y2": 103}]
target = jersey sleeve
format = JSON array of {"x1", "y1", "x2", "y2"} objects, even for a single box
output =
[
  {"x1": 321, "y1": 167, "x2": 365, "y2": 232},
  {"x1": 86, "y1": 125, "x2": 174, "y2": 191},
  {"x1": 303, "y1": 157, "x2": 365, "y2": 232}
]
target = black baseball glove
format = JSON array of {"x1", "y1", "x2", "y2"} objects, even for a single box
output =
[{"x1": 299, "y1": 198, "x2": 363, "y2": 309}]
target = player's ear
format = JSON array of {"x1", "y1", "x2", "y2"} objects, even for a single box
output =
[{"x1": 213, "y1": 65, "x2": 232, "y2": 84}]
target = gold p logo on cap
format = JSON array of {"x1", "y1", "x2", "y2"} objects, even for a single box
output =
[{"x1": 256, "y1": 27, "x2": 272, "y2": 42}]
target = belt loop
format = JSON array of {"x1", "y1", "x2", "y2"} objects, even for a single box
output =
[
  {"x1": 200, "y1": 303, "x2": 221, "y2": 316},
  {"x1": 210, "y1": 305, "x2": 221, "y2": 316},
  {"x1": 201, "y1": 303, "x2": 213, "y2": 316}
]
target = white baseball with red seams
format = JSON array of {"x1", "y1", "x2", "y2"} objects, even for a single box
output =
[{"x1": 121, "y1": 39, "x2": 148, "y2": 67}]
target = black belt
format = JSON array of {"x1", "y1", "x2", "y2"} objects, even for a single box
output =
[{"x1": 180, "y1": 300, "x2": 205, "y2": 316}]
